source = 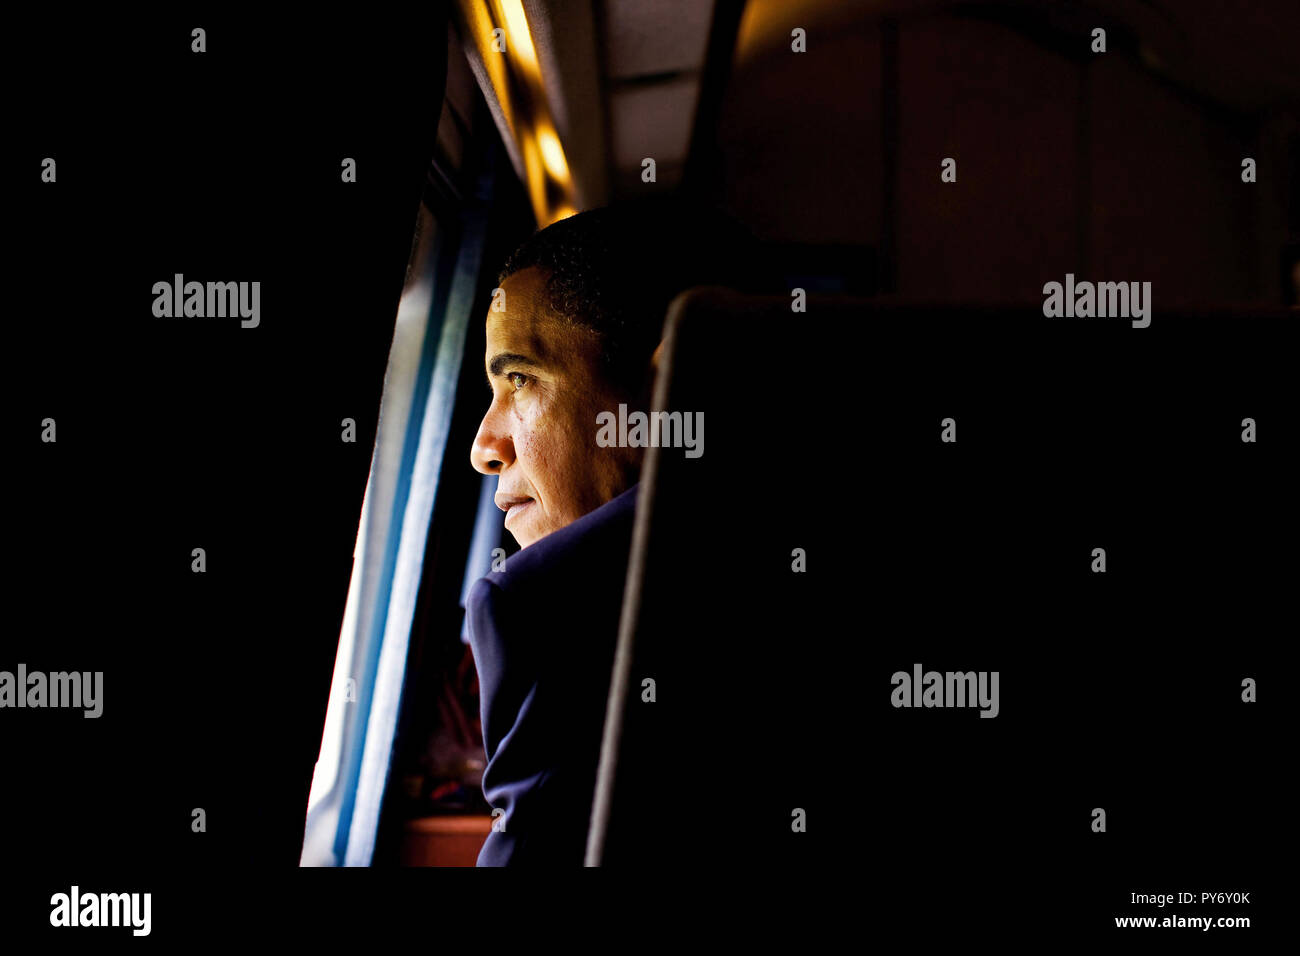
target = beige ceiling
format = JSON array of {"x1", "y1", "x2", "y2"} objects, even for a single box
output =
[{"x1": 506, "y1": 0, "x2": 1297, "y2": 210}]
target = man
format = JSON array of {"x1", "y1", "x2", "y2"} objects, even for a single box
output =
[{"x1": 465, "y1": 201, "x2": 750, "y2": 865}]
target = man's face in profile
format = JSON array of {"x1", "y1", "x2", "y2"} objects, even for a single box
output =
[{"x1": 471, "y1": 266, "x2": 639, "y2": 548}]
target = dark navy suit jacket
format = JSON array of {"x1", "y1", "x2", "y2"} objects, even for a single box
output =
[{"x1": 466, "y1": 483, "x2": 639, "y2": 866}]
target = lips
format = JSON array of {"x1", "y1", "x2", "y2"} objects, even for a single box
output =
[
  {"x1": 503, "y1": 499, "x2": 534, "y2": 526},
  {"x1": 494, "y1": 492, "x2": 535, "y2": 526}
]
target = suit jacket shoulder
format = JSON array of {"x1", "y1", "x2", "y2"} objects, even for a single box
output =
[{"x1": 465, "y1": 482, "x2": 639, "y2": 865}]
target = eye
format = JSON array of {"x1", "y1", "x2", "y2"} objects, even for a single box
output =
[{"x1": 507, "y1": 371, "x2": 529, "y2": 391}]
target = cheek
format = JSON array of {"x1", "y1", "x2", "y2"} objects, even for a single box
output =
[
  {"x1": 510, "y1": 403, "x2": 565, "y2": 481},
  {"x1": 516, "y1": 398, "x2": 597, "y2": 504},
  {"x1": 512, "y1": 418, "x2": 545, "y2": 478}
]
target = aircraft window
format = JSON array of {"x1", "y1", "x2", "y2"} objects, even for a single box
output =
[{"x1": 300, "y1": 17, "x2": 527, "y2": 863}]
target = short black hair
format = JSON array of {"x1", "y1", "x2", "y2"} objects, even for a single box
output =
[{"x1": 498, "y1": 199, "x2": 755, "y2": 397}]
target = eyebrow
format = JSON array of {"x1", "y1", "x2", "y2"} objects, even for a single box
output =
[{"x1": 486, "y1": 351, "x2": 544, "y2": 385}]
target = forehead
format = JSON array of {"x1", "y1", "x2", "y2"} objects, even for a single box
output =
[
  {"x1": 485, "y1": 267, "x2": 553, "y2": 356},
  {"x1": 484, "y1": 266, "x2": 598, "y2": 368}
]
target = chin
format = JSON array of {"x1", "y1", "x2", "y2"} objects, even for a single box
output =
[
  {"x1": 512, "y1": 518, "x2": 563, "y2": 550},
  {"x1": 508, "y1": 521, "x2": 542, "y2": 549}
]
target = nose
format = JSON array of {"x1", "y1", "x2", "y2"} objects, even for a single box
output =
[{"x1": 470, "y1": 401, "x2": 514, "y2": 475}]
